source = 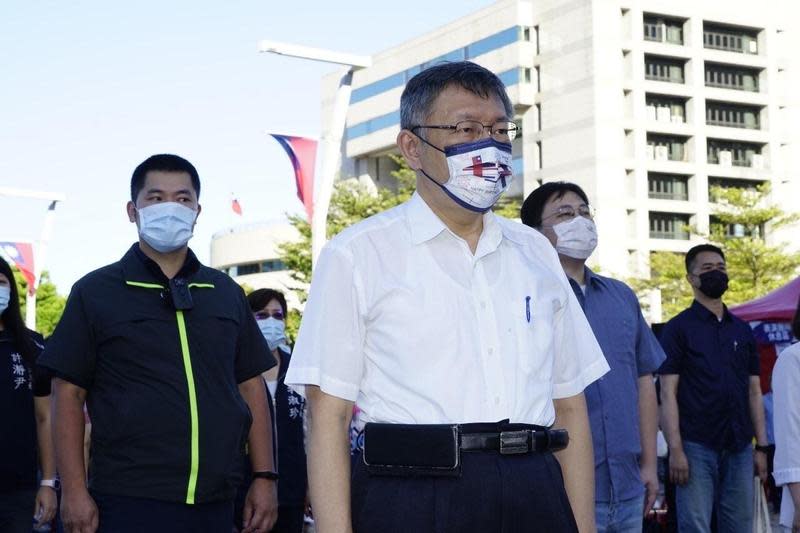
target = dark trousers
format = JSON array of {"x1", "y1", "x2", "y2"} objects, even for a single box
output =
[
  {"x1": 351, "y1": 449, "x2": 578, "y2": 533},
  {"x1": 272, "y1": 504, "x2": 304, "y2": 533},
  {"x1": 0, "y1": 489, "x2": 37, "y2": 533},
  {"x1": 91, "y1": 491, "x2": 233, "y2": 533}
]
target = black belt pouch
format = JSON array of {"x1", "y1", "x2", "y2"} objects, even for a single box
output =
[{"x1": 362, "y1": 423, "x2": 461, "y2": 477}]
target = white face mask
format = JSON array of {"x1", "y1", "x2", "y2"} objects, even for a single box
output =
[
  {"x1": 421, "y1": 137, "x2": 513, "y2": 213},
  {"x1": 0, "y1": 286, "x2": 10, "y2": 315},
  {"x1": 137, "y1": 202, "x2": 197, "y2": 253},
  {"x1": 257, "y1": 317, "x2": 286, "y2": 351},
  {"x1": 553, "y1": 216, "x2": 598, "y2": 259}
]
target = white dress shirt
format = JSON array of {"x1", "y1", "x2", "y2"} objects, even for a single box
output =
[
  {"x1": 285, "y1": 192, "x2": 609, "y2": 429},
  {"x1": 773, "y1": 341, "x2": 800, "y2": 529}
]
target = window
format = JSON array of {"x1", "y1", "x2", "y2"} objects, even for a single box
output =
[
  {"x1": 643, "y1": 15, "x2": 684, "y2": 44},
  {"x1": 647, "y1": 134, "x2": 688, "y2": 162},
  {"x1": 648, "y1": 173, "x2": 689, "y2": 200},
  {"x1": 645, "y1": 55, "x2": 685, "y2": 83},
  {"x1": 646, "y1": 95, "x2": 686, "y2": 123},
  {"x1": 710, "y1": 215, "x2": 764, "y2": 238},
  {"x1": 706, "y1": 102, "x2": 760, "y2": 129},
  {"x1": 705, "y1": 63, "x2": 760, "y2": 92},
  {"x1": 707, "y1": 140, "x2": 763, "y2": 167},
  {"x1": 236, "y1": 263, "x2": 261, "y2": 275},
  {"x1": 703, "y1": 23, "x2": 759, "y2": 54},
  {"x1": 261, "y1": 259, "x2": 287, "y2": 273},
  {"x1": 649, "y1": 212, "x2": 690, "y2": 240}
]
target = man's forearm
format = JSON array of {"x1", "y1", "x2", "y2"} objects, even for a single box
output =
[
  {"x1": 659, "y1": 376, "x2": 683, "y2": 452},
  {"x1": 307, "y1": 386, "x2": 354, "y2": 533},
  {"x1": 52, "y1": 378, "x2": 88, "y2": 492},
  {"x1": 34, "y1": 396, "x2": 57, "y2": 479},
  {"x1": 748, "y1": 377, "x2": 768, "y2": 445},
  {"x1": 638, "y1": 376, "x2": 659, "y2": 468},
  {"x1": 553, "y1": 393, "x2": 595, "y2": 533},
  {"x1": 238, "y1": 377, "x2": 275, "y2": 472}
]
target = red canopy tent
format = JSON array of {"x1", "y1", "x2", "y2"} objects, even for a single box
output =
[
  {"x1": 729, "y1": 276, "x2": 800, "y2": 322},
  {"x1": 729, "y1": 276, "x2": 800, "y2": 394}
]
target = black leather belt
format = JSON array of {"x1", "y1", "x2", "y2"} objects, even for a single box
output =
[{"x1": 460, "y1": 428, "x2": 569, "y2": 454}]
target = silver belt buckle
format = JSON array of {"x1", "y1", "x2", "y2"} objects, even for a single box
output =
[{"x1": 499, "y1": 430, "x2": 529, "y2": 454}]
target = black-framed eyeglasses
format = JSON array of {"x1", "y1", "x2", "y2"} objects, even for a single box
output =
[
  {"x1": 255, "y1": 310, "x2": 285, "y2": 321},
  {"x1": 411, "y1": 120, "x2": 518, "y2": 142},
  {"x1": 542, "y1": 205, "x2": 595, "y2": 223}
]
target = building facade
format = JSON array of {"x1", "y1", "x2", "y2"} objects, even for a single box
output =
[
  {"x1": 322, "y1": 0, "x2": 798, "y2": 279},
  {"x1": 210, "y1": 222, "x2": 304, "y2": 309}
]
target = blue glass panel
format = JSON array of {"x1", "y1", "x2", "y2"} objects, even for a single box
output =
[
  {"x1": 346, "y1": 110, "x2": 401, "y2": 140},
  {"x1": 512, "y1": 157, "x2": 524, "y2": 176},
  {"x1": 351, "y1": 27, "x2": 520, "y2": 105},
  {"x1": 497, "y1": 68, "x2": 519, "y2": 87}
]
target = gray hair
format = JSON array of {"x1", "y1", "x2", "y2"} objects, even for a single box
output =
[{"x1": 399, "y1": 61, "x2": 514, "y2": 131}]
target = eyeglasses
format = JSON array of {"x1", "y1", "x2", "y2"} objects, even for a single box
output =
[
  {"x1": 542, "y1": 205, "x2": 595, "y2": 223},
  {"x1": 411, "y1": 120, "x2": 518, "y2": 143},
  {"x1": 255, "y1": 310, "x2": 284, "y2": 321}
]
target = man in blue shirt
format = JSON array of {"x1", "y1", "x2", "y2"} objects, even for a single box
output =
[
  {"x1": 522, "y1": 182, "x2": 665, "y2": 532},
  {"x1": 658, "y1": 243, "x2": 768, "y2": 532}
]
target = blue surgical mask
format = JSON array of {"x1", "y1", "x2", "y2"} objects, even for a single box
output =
[
  {"x1": 0, "y1": 286, "x2": 9, "y2": 315},
  {"x1": 419, "y1": 137, "x2": 513, "y2": 213},
  {"x1": 137, "y1": 202, "x2": 197, "y2": 253},
  {"x1": 257, "y1": 317, "x2": 286, "y2": 351}
]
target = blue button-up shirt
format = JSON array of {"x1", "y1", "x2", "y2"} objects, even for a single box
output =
[
  {"x1": 569, "y1": 268, "x2": 666, "y2": 503},
  {"x1": 657, "y1": 300, "x2": 759, "y2": 451}
]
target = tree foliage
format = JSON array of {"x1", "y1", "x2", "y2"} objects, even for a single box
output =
[
  {"x1": 12, "y1": 268, "x2": 66, "y2": 337},
  {"x1": 630, "y1": 183, "x2": 800, "y2": 320}
]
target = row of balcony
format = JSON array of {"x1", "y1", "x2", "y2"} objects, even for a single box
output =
[
  {"x1": 644, "y1": 56, "x2": 761, "y2": 92},
  {"x1": 645, "y1": 96, "x2": 761, "y2": 130},
  {"x1": 643, "y1": 17, "x2": 760, "y2": 56},
  {"x1": 645, "y1": 136, "x2": 766, "y2": 168}
]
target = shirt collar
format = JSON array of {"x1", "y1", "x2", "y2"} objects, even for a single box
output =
[
  {"x1": 583, "y1": 267, "x2": 608, "y2": 289},
  {"x1": 690, "y1": 299, "x2": 732, "y2": 323},
  {"x1": 406, "y1": 192, "x2": 504, "y2": 256},
  {"x1": 121, "y1": 243, "x2": 202, "y2": 285}
]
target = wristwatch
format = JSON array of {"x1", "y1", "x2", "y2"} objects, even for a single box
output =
[
  {"x1": 40, "y1": 478, "x2": 60, "y2": 490},
  {"x1": 252, "y1": 470, "x2": 279, "y2": 481},
  {"x1": 754, "y1": 444, "x2": 770, "y2": 453}
]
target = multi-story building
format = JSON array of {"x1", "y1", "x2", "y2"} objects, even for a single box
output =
[
  {"x1": 321, "y1": 0, "x2": 798, "y2": 279},
  {"x1": 209, "y1": 222, "x2": 304, "y2": 309}
]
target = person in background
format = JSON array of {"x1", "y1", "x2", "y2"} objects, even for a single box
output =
[
  {"x1": 772, "y1": 295, "x2": 800, "y2": 532},
  {"x1": 521, "y1": 181, "x2": 665, "y2": 532},
  {"x1": 0, "y1": 255, "x2": 57, "y2": 532},
  {"x1": 247, "y1": 289, "x2": 307, "y2": 533},
  {"x1": 658, "y1": 243, "x2": 768, "y2": 532}
]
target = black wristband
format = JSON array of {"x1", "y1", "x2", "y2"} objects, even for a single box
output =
[
  {"x1": 252, "y1": 470, "x2": 279, "y2": 481},
  {"x1": 754, "y1": 444, "x2": 770, "y2": 453}
]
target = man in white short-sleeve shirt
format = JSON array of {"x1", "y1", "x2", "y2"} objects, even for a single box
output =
[{"x1": 286, "y1": 61, "x2": 608, "y2": 533}]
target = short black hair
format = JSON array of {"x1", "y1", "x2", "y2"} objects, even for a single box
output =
[
  {"x1": 520, "y1": 181, "x2": 590, "y2": 228},
  {"x1": 131, "y1": 154, "x2": 200, "y2": 203},
  {"x1": 0, "y1": 256, "x2": 36, "y2": 367},
  {"x1": 400, "y1": 61, "x2": 513, "y2": 131},
  {"x1": 246, "y1": 288, "x2": 287, "y2": 316},
  {"x1": 792, "y1": 294, "x2": 800, "y2": 340},
  {"x1": 685, "y1": 244, "x2": 725, "y2": 273}
]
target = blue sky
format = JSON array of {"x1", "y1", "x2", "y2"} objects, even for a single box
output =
[{"x1": 0, "y1": 0, "x2": 494, "y2": 293}]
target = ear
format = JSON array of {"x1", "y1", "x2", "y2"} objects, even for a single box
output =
[
  {"x1": 126, "y1": 201, "x2": 137, "y2": 223},
  {"x1": 193, "y1": 204, "x2": 202, "y2": 229},
  {"x1": 396, "y1": 129, "x2": 423, "y2": 171}
]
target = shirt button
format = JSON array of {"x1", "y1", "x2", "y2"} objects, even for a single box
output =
[
  {"x1": 488, "y1": 347, "x2": 494, "y2": 355},
  {"x1": 480, "y1": 301, "x2": 487, "y2": 309}
]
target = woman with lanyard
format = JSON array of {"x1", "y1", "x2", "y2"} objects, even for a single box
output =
[
  {"x1": 239, "y1": 288, "x2": 307, "y2": 533},
  {"x1": 0, "y1": 256, "x2": 57, "y2": 531}
]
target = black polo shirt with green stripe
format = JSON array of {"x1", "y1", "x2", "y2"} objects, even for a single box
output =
[{"x1": 39, "y1": 243, "x2": 275, "y2": 504}]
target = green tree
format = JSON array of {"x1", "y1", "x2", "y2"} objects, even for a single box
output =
[
  {"x1": 630, "y1": 183, "x2": 800, "y2": 320},
  {"x1": 12, "y1": 268, "x2": 66, "y2": 337}
]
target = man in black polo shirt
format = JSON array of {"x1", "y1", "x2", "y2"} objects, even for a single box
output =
[
  {"x1": 40, "y1": 154, "x2": 278, "y2": 533},
  {"x1": 658, "y1": 243, "x2": 768, "y2": 532}
]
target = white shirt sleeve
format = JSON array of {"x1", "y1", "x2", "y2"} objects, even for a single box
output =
[
  {"x1": 284, "y1": 242, "x2": 366, "y2": 401},
  {"x1": 550, "y1": 268, "x2": 609, "y2": 399},
  {"x1": 773, "y1": 343, "x2": 800, "y2": 487}
]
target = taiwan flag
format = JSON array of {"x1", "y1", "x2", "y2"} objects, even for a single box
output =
[
  {"x1": 0, "y1": 242, "x2": 36, "y2": 294},
  {"x1": 269, "y1": 134, "x2": 317, "y2": 223}
]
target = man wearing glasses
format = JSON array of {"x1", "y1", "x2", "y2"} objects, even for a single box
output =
[
  {"x1": 521, "y1": 182, "x2": 665, "y2": 532},
  {"x1": 286, "y1": 61, "x2": 609, "y2": 532}
]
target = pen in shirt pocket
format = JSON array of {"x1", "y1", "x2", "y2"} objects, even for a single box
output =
[{"x1": 525, "y1": 296, "x2": 531, "y2": 323}]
